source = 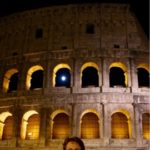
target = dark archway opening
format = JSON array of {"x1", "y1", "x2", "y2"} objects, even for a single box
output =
[
  {"x1": 8, "y1": 72, "x2": 19, "y2": 92},
  {"x1": 137, "y1": 68, "x2": 149, "y2": 87},
  {"x1": 30, "y1": 70, "x2": 43, "y2": 90},
  {"x1": 82, "y1": 67, "x2": 99, "y2": 87},
  {"x1": 55, "y1": 68, "x2": 71, "y2": 87},
  {"x1": 109, "y1": 67, "x2": 125, "y2": 87}
]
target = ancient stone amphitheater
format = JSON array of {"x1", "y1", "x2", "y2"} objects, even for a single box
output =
[{"x1": 0, "y1": 2, "x2": 149, "y2": 150}]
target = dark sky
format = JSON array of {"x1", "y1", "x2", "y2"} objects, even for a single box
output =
[{"x1": 0, "y1": 0, "x2": 149, "y2": 38}]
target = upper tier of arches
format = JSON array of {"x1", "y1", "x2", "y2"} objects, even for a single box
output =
[{"x1": 2, "y1": 61, "x2": 149, "y2": 93}]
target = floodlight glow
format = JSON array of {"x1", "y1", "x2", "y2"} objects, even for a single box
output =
[{"x1": 61, "y1": 76, "x2": 66, "y2": 81}]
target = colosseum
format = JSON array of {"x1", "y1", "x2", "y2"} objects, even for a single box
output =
[{"x1": 0, "y1": 2, "x2": 149, "y2": 150}]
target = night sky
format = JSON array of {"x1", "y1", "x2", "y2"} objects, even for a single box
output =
[{"x1": 0, "y1": 0, "x2": 149, "y2": 38}]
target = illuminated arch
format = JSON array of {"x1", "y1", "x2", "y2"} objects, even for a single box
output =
[
  {"x1": 51, "y1": 110, "x2": 70, "y2": 139},
  {"x1": 0, "y1": 112, "x2": 13, "y2": 140},
  {"x1": 111, "y1": 109, "x2": 132, "y2": 139},
  {"x1": 53, "y1": 64, "x2": 71, "y2": 87},
  {"x1": 3, "y1": 69, "x2": 18, "y2": 93},
  {"x1": 137, "y1": 63, "x2": 150, "y2": 72},
  {"x1": 81, "y1": 62, "x2": 99, "y2": 87},
  {"x1": 109, "y1": 62, "x2": 128, "y2": 87},
  {"x1": 26, "y1": 65, "x2": 44, "y2": 90},
  {"x1": 80, "y1": 109, "x2": 100, "y2": 139},
  {"x1": 142, "y1": 113, "x2": 150, "y2": 139},
  {"x1": 21, "y1": 110, "x2": 40, "y2": 140},
  {"x1": 80, "y1": 109, "x2": 100, "y2": 120},
  {"x1": 81, "y1": 62, "x2": 99, "y2": 75},
  {"x1": 51, "y1": 109, "x2": 69, "y2": 120}
]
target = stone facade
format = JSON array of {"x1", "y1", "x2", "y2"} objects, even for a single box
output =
[{"x1": 0, "y1": 3, "x2": 149, "y2": 150}]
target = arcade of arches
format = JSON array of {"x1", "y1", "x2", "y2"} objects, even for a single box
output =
[
  {"x1": 2, "y1": 62, "x2": 150, "y2": 93},
  {"x1": 0, "y1": 110, "x2": 149, "y2": 140}
]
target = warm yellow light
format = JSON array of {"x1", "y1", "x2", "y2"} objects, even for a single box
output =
[
  {"x1": 142, "y1": 113, "x2": 150, "y2": 139},
  {"x1": 111, "y1": 112, "x2": 130, "y2": 139},
  {"x1": 138, "y1": 63, "x2": 150, "y2": 73},
  {"x1": 51, "y1": 111, "x2": 70, "y2": 139},
  {"x1": 0, "y1": 112, "x2": 12, "y2": 122},
  {"x1": 80, "y1": 62, "x2": 99, "y2": 78},
  {"x1": 109, "y1": 62, "x2": 128, "y2": 86},
  {"x1": 3, "y1": 69, "x2": 18, "y2": 92},
  {"x1": 21, "y1": 110, "x2": 39, "y2": 140},
  {"x1": 26, "y1": 114, "x2": 40, "y2": 140},
  {"x1": 81, "y1": 111, "x2": 100, "y2": 139},
  {"x1": 26, "y1": 65, "x2": 44, "y2": 90},
  {"x1": 0, "y1": 112, "x2": 12, "y2": 139},
  {"x1": 53, "y1": 64, "x2": 71, "y2": 87}
]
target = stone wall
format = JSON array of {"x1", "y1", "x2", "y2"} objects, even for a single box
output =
[{"x1": 0, "y1": 3, "x2": 149, "y2": 150}]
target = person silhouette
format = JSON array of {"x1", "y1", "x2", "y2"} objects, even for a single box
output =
[{"x1": 63, "y1": 136, "x2": 85, "y2": 150}]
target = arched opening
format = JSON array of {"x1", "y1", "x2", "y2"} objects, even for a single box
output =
[
  {"x1": 109, "y1": 67, "x2": 126, "y2": 87},
  {"x1": 26, "y1": 65, "x2": 44, "y2": 90},
  {"x1": 2, "y1": 116, "x2": 14, "y2": 140},
  {"x1": 81, "y1": 112, "x2": 99, "y2": 139},
  {"x1": 8, "y1": 72, "x2": 19, "y2": 92},
  {"x1": 52, "y1": 113, "x2": 70, "y2": 139},
  {"x1": 0, "y1": 112, "x2": 13, "y2": 140},
  {"x1": 142, "y1": 113, "x2": 150, "y2": 139},
  {"x1": 111, "y1": 112, "x2": 129, "y2": 139},
  {"x1": 30, "y1": 70, "x2": 43, "y2": 90},
  {"x1": 26, "y1": 114, "x2": 40, "y2": 140},
  {"x1": 81, "y1": 62, "x2": 99, "y2": 88},
  {"x1": 3, "y1": 69, "x2": 19, "y2": 93},
  {"x1": 137, "y1": 68, "x2": 150, "y2": 88},
  {"x1": 82, "y1": 67, "x2": 99, "y2": 87},
  {"x1": 21, "y1": 110, "x2": 40, "y2": 140},
  {"x1": 55, "y1": 68, "x2": 71, "y2": 87},
  {"x1": 109, "y1": 62, "x2": 128, "y2": 87},
  {"x1": 53, "y1": 64, "x2": 71, "y2": 87}
]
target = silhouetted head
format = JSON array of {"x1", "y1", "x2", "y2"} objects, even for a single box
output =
[{"x1": 63, "y1": 136, "x2": 85, "y2": 150}]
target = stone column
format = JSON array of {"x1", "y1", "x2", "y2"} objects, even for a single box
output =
[
  {"x1": 134, "y1": 104, "x2": 143, "y2": 146},
  {"x1": 44, "y1": 59, "x2": 51, "y2": 94},
  {"x1": 129, "y1": 58, "x2": 138, "y2": 92},
  {"x1": 12, "y1": 105, "x2": 22, "y2": 147},
  {"x1": 72, "y1": 104, "x2": 80, "y2": 137},
  {"x1": 72, "y1": 60, "x2": 81, "y2": 92},
  {"x1": 39, "y1": 108, "x2": 47, "y2": 147},
  {"x1": 103, "y1": 103, "x2": 111, "y2": 146},
  {"x1": 17, "y1": 59, "x2": 26, "y2": 95},
  {"x1": 102, "y1": 58, "x2": 109, "y2": 90},
  {"x1": 70, "y1": 103, "x2": 76, "y2": 136}
]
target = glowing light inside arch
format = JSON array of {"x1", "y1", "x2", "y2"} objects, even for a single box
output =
[
  {"x1": 21, "y1": 110, "x2": 39, "y2": 140},
  {"x1": 80, "y1": 109, "x2": 101, "y2": 139},
  {"x1": 51, "y1": 110, "x2": 70, "y2": 139},
  {"x1": 26, "y1": 65, "x2": 44, "y2": 90},
  {"x1": 80, "y1": 109, "x2": 100, "y2": 139},
  {"x1": 0, "y1": 112, "x2": 12, "y2": 139},
  {"x1": 142, "y1": 113, "x2": 150, "y2": 139},
  {"x1": 80, "y1": 109, "x2": 100, "y2": 120},
  {"x1": 109, "y1": 62, "x2": 128, "y2": 87},
  {"x1": 53, "y1": 64, "x2": 71, "y2": 87},
  {"x1": 3, "y1": 69, "x2": 18, "y2": 92},
  {"x1": 111, "y1": 109, "x2": 132, "y2": 139}
]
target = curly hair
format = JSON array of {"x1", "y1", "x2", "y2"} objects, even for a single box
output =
[{"x1": 63, "y1": 136, "x2": 85, "y2": 150}]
